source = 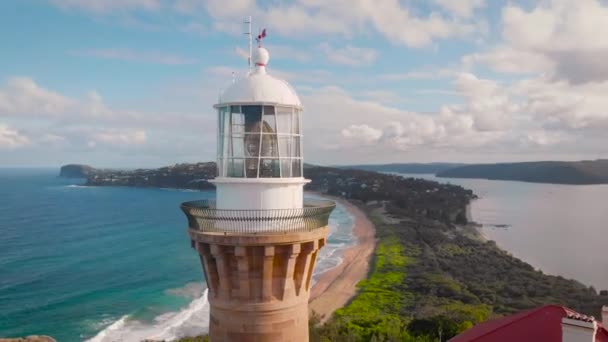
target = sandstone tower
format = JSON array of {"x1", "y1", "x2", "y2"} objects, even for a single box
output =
[{"x1": 181, "y1": 40, "x2": 335, "y2": 341}]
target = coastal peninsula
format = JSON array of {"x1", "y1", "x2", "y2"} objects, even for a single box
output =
[
  {"x1": 437, "y1": 159, "x2": 608, "y2": 185},
  {"x1": 65, "y1": 162, "x2": 608, "y2": 340},
  {"x1": 345, "y1": 159, "x2": 608, "y2": 185}
]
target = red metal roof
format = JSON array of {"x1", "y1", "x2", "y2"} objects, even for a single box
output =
[{"x1": 449, "y1": 305, "x2": 608, "y2": 342}]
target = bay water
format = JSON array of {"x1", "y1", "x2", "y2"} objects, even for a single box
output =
[
  {"x1": 397, "y1": 173, "x2": 608, "y2": 291},
  {"x1": 0, "y1": 169, "x2": 354, "y2": 341}
]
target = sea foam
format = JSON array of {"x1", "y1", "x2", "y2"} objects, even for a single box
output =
[
  {"x1": 86, "y1": 289, "x2": 210, "y2": 342},
  {"x1": 88, "y1": 200, "x2": 356, "y2": 342}
]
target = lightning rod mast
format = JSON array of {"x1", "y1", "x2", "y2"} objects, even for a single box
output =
[{"x1": 244, "y1": 16, "x2": 252, "y2": 70}]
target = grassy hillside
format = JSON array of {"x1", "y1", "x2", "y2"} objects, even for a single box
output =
[{"x1": 437, "y1": 160, "x2": 608, "y2": 184}]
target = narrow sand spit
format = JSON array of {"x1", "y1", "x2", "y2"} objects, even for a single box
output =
[{"x1": 309, "y1": 195, "x2": 376, "y2": 323}]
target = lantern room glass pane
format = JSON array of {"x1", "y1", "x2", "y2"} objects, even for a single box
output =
[
  {"x1": 290, "y1": 136, "x2": 301, "y2": 158},
  {"x1": 280, "y1": 159, "x2": 291, "y2": 177},
  {"x1": 243, "y1": 105, "x2": 262, "y2": 134},
  {"x1": 231, "y1": 135, "x2": 245, "y2": 158},
  {"x1": 223, "y1": 107, "x2": 231, "y2": 136},
  {"x1": 222, "y1": 135, "x2": 231, "y2": 160},
  {"x1": 245, "y1": 158, "x2": 258, "y2": 178},
  {"x1": 260, "y1": 159, "x2": 280, "y2": 178},
  {"x1": 263, "y1": 106, "x2": 275, "y2": 115},
  {"x1": 261, "y1": 134, "x2": 278, "y2": 157},
  {"x1": 263, "y1": 105, "x2": 277, "y2": 134},
  {"x1": 216, "y1": 108, "x2": 224, "y2": 162},
  {"x1": 217, "y1": 104, "x2": 305, "y2": 179},
  {"x1": 278, "y1": 136, "x2": 290, "y2": 158},
  {"x1": 292, "y1": 159, "x2": 302, "y2": 177},
  {"x1": 244, "y1": 133, "x2": 260, "y2": 157},
  {"x1": 232, "y1": 120, "x2": 244, "y2": 135},
  {"x1": 292, "y1": 109, "x2": 301, "y2": 135},
  {"x1": 276, "y1": 107, "x2": 292, "y2": 135},
  {"x1": 227, "y1": 159, "x2": 244, "y2": 178}
]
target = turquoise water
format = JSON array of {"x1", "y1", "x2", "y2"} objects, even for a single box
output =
[{"x1": 0, "y1": 169, "x2": 354, "y2": 341}]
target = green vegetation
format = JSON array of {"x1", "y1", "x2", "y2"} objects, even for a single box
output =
[
  {"x1": 176, "y1": 337, "x2": 209, "y2": 342},
  {"x1": 437, "y1": 159, "x2": 608, "y2": 184},
  {"x1": 306, "y1": 165, "x2": 608, "y2": 341},
  {"x1": 343, "y1": 159, "x2": 608, "y2": 185},
  {"x1": 340, "y1": 163, "x2": 465, "y2": 175},
  {"x1": 330, "y1": 236, "x2": 410, "y2": 339},
  {"x1": 88, "y1": 163, "x2": 608, "y2": 341},
  {"x1": 310, "y1": 215, "x2": 487, "y2": 342}
]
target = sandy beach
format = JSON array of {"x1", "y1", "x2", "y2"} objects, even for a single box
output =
[{"x1": 308, "y1": 195, "x2": 376, "y2": 322}]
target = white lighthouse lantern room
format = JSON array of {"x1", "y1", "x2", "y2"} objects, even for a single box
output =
[{"x1": 211, "y1": 46, "x2": 308, "y2": 210}]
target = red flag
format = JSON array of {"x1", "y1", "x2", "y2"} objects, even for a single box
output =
[{"x1": 257, "y1": 29, "x2": 266, "y2": 41}]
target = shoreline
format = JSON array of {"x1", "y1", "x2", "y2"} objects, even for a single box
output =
[
  {"x1": 308, "y1": 193, "x2": 376, "y2": 322},
  {"x1": 85, "y1": 192, "x2": 375, "y2": 341}
]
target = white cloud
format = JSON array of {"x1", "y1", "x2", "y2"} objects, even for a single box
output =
[
  {"x1": 264, "y1": 44, "x2": 311, "y2": 62},
  {"x1": 318, "y1": 43, "x2": 377, "y2": 66},
  {"x1": 0, "y1": 124, "x2": 30, "y2": 149},
  {"x1": 432, "y1": 0, "x2": 485, "y2": 18},
  {"x1": 0, "y1": 77, "x2": 219, "y2": 159},
  {"x1": 462, "y1": 47, "x2": 553, "y2": 74},
  {"x1": 523, "y1": 130, "x2": 570, "y2": 147},
  {"x1": 382, "y1": 68, "x2": 456, "y2": 81},
  {"x1": 203, "y1": 0, "x2": 254, "y2": 18},
  {"x1": 465, "y1": 0, "x2": 608, "y2": 83},
  {"x1": 71, "y1": 48, "x2": 196, "y2": 65},
  {"x1": 515, "y1": 76, "x2": 608, "y2": 130},
  {"x1": 49, "y1": 0, "x2": 161, "y2": 13},
  {"x1": 302, "y1": 84, "x2": 507, "y2": 157},
  {"x1": 341, "y1": 124, "x2": 382, "y2": 143},
  {"x1": 232, "y1": 44, "x2": 311, "y2": 63},
  {"x1": 0, "y1": 77, "x2": 74, "y2": 116},
  {"x1": 449, "y1": 73, "x2": 518, "y2": 132},
  {"x1": 299, "y1": 69, "x2": 608, "y2": 164},
  {"x1": 91, "y1": 130, "x2": 147, "y2": 146},
  {"x1": 360, "y1": 90, "x2": 406, "y2": 104},
  {"x1": 203, "y1": 0, "x2": 482, "y2": 48},
  {"x1": 47, "y1": 0, "x2": 486, "y2": 48}
]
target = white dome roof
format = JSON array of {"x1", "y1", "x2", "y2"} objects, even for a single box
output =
[{"x1": 216, "y1": 47, "x2": 302, "y2": 107}]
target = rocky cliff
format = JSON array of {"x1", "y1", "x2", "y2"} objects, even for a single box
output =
[{"x1": 59, "y1": 164, "x2": 95, "y2": 178}]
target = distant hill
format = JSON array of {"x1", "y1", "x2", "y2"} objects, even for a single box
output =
[
  {"x1": 59, "y1": 164, "x2": 95, "y2": 178},
  {"x1": 340, "y1": 163, "x2": 466, "y2": 174},
  {"x1": 437, "y1": 160, "x2": 608, "y2": 185}
]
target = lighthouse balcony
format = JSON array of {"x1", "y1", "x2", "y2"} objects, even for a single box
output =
[{"x1": 180, "y1": 199, "x2": 335, "y2": 234}]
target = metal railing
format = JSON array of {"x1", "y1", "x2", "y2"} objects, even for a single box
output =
[{"x1": 180, "y1": 199, "x2": 336, "y2": 234}]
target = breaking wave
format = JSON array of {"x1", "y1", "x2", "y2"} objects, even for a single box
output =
[
  {"x1": 86, "y1": 289, "x2": 210, "y2": 342},
  {"x1": 88, "y1": 200, "x2": 355, "y2": 341}
]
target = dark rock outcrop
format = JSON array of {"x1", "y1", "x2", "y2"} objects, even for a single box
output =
[{"x1": 59, "y1": 164, "x2": 95, "y2": 178}]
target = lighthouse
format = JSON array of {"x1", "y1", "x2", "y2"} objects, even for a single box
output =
[{"x1": 180, "y1": 34, "x2": 335, "y2": 341}]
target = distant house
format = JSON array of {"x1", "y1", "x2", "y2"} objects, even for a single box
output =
[{"x1": 450, "y1": 305, "x2": 608, "y2": 342}]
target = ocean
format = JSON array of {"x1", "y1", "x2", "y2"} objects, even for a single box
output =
[
  {"x1": 0, "y1": 169, "x2": 354, "y2": 341},
  {"x1": 397, "y1": 173, "x2": 608, "y2": 291}
]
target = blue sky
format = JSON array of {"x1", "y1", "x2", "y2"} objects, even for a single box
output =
[{"x1": 1, "y1": 0, "x2": 607, "y2": 167}]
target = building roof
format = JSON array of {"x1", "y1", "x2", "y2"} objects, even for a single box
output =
[
  {"x1": 217, "y1": 47, "x2": 302, "y2": 107},
  {"x1": 449, "y1": 305, "x2": 608, "y2": 342}
]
